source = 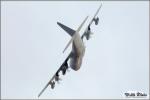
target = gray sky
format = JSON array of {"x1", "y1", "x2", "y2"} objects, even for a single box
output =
[{"x1": 1, "y1": 1, "x2": 149, "y2": 99}]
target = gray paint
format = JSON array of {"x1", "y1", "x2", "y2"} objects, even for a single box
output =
[{"x1": 1, "y1": 1, "x2": 149, "y2": 99}]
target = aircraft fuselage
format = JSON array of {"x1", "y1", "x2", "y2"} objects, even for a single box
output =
[{"x1": 70, "y1": 33, "x2": 85, "y2": 71}]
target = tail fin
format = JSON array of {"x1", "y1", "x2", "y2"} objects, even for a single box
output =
[
  {"x1": 62, "y1": 16, "x2": 88, "y2": 53},
  {"x1": 57, "y1": 22, "x2": 75, "y2": 37}
]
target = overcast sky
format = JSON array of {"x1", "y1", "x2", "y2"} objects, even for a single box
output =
[{"x1": 1, "y1": 1, "x2": 149, "y2": 99}]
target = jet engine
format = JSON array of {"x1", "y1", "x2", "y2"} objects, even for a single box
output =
[
  {"x1": 51, "y1": 81, "x2": 55, "y2": 89},
  {"x1": 61, "y1": 62, "x2": 68, "y2": 75},
  {"x1": 55, "y1": 72, "x2": 61, "y2": 82},
  {"x1": 83, "y1": 25, "x2": 94, "y2": 40},
  {"x1": 94, "y1": 17, "x2": 99, "y2": 25}
]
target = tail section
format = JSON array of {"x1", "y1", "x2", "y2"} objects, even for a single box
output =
[
  {"x1": 62, "y1": 16, "x2": 88, "y2": 53},
  {"x1": 57, "y1": 16, "x2": 88, "y2": 53}
]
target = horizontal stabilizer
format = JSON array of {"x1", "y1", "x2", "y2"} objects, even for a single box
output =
[{"x1": 57, "y1": 22, "x2": 75, "y2": 37}]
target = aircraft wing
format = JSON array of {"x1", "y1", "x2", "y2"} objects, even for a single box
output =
[
  {"x1": 38, "y1": 53, "x2": 72, "y2": 98},
  {"x1": 81, "y1": 4, "x2": 102, "y2": 39},
  {"x1": 89, "y1": 4, "x2": 102, "y2": 27}
]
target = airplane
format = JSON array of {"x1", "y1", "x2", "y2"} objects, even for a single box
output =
[{"x1": 38, "y1": 4, "x2": 102, "y2": 98}]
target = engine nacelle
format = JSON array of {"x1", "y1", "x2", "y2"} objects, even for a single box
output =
[
  {"x1": 51, "y1": 81, "x2": 55, "y2": 89},
  {"x1": 55, "y1": 73, "x2": 60, "y2": 81},
  {"x1": 94, "y1": 17, "x2": 99, "y2": 25},
  {"x1": 85, "y1": 30, "x2": 94, "y2": 40},
  {"x1": 61, "y1": 62, "x2": 68, "y2": 75},
  {"x1": 82, "y1": 25, "x2": 94, "y2": 40}
]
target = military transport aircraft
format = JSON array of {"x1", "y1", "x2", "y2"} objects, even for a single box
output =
[{"x1": 38, "y1": 4, "x2": 102, "y2": 97}]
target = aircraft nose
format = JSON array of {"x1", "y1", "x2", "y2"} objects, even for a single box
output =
[
  {"x1": 71, "y1": 66, "x2": 81, "y2": 71},
  {"x1": 71, "y1": 60, "x2": 82, "y2": 71}
]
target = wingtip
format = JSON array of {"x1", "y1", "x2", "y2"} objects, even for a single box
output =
[
  {"x1": 100, "y1": 3, "x2": 102, "y2": 8},
  {"x1": 57, "y1": 22, "x2": 61, "y2": 25},
  {"x1": 38, "y1": 93, "x2": 41, "y2": 98}
]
